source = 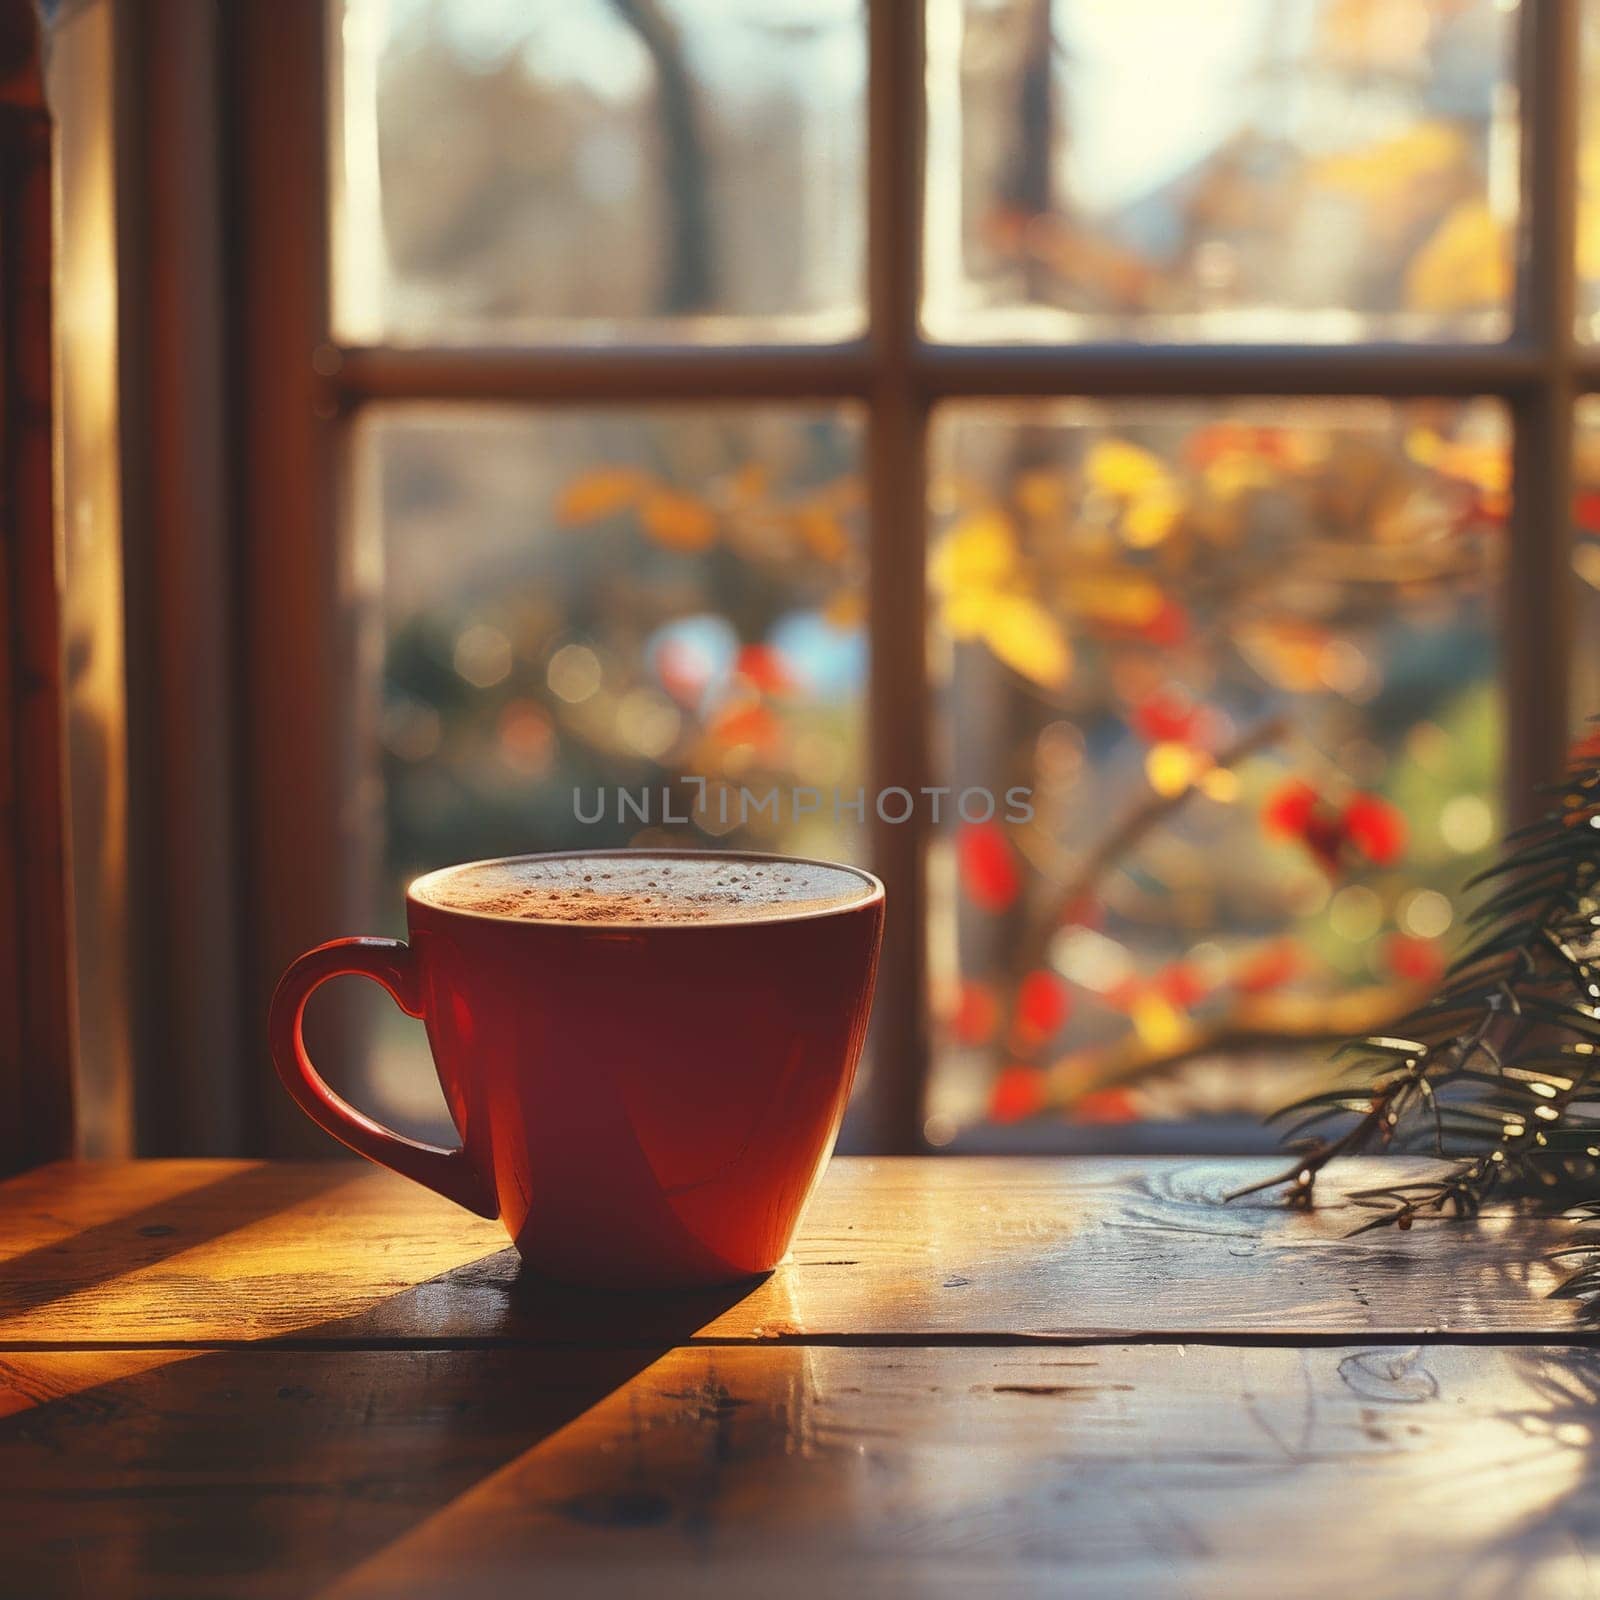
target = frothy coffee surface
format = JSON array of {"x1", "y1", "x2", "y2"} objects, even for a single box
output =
[{"x1": 419, "y1": 854, "x2": 873, "y2": 926}]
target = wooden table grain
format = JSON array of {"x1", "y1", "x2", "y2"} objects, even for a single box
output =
[{"x1": 1, "y1": 1157, "x2": 1594, "y2": 1598}]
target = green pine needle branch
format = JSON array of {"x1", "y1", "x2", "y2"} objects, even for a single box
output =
[{"x1": 1232, "y1": 732, "x2": 1600, "y2": 1236}]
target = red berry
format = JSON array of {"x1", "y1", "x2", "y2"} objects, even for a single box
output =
[
  {"x1": 1154, "y1": 962, "x2": 1208, "y2": 1010},
  {"x1": 1140, "y1": 598, "x2": 1189, "y2": 648},
  {"x1": 1072, "y1": 1087, "x2": 1139, "y2": 1124},
  {"x1": 1131, "y1": 688, "x2": 1198, "y2": 745},
  {"x1": 1384, "y1": 933, "x2": 1444, "y2": 985},
  {"x1": 1262, "y1": 779, "x2": 1319, "y2": 838},
  {"x1": 708, "y1": 703, "x2": 780, "y2": 754},
  {"x1": 734, "y1": 643, "x2": 788, "y2": 694},
  {"x1": 989, "y1": 1064, "x2": 1046, "y2": 1124},
  {"x1": 959, "y1": 821, "x2": 1021, "y2": 914},
  {"x1": 1016, "y1": 970, "x2": 1071, "y2": 1043},
  {"x1": 1343, "y1": 793, "x2": 1407, "y2": 867}
]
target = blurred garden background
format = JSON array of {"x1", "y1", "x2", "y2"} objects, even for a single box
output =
[{"x1": 329, "y1": 0, "x2": 1600, "y2": 1148}]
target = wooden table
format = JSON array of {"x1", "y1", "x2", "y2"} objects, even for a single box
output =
[{"x1": 2, "y1": 1156, "x2": 1596, "y2": 1598}]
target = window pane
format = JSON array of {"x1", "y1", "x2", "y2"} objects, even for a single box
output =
[
  {"x1": 350, "y1": 405, "x2": 867, "y2": 1138},
  {"x1": 926, "y1": 401, "x2": 1504, "y2": 1144},
  {"x1": 333, "y1": 0, "x2": 866, "y2": 344},
  {"x1": 1580, "y1": 0, "x2": 1600, "y2": 340},
  {"x1": 1573, "y1": 399, "x2": 1600, "y2": 724},
  {"x1": 925, "y1": 0, "x2": 1517, "y2": 343}
]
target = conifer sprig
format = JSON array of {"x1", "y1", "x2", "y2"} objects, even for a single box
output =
[{"x1": 1233, "y1": 734, "x2": 1600, "y2": 1233}]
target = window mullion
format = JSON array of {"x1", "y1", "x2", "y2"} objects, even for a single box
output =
[
  {"x1": 1506, "y1": 0, "x2": 1580, "y2": 826},
  {"x1": 327, "y1": 343, "x2": 877, "y2": 404},
  {"x1": 860, "y1": 0, "x2": 930, "y2": 1153},
  {"x1": 328, "y1": 339, "x2": 1546, "y2": 409},
  {"x1": 238, "y1": 0, "x2": 352, "y2": 1155},
  {"x1": 914, "y1": 341, "x2": 1545, "y2": 398}
]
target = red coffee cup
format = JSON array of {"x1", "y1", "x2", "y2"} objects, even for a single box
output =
[{"x1": 268, "y1": 850, "x2": 884, "y2": 1288}]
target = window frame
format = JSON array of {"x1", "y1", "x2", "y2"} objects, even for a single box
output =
[
  {"x1": 236, "y1": 0, "x2": 1586, "y2": 1156},
  {"x1": 0, "y1": 3, "x2": 74, "y2": 1173}
]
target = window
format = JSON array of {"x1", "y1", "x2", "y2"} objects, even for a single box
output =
[{"x1": 240, "y1": 0, "x2": 1590, "y2": 1156}]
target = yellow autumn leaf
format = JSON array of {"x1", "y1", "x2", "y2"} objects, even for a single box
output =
[
  {"x1": 1234, "y1": 620, "x2": 1328, "y2": 693},
  {"x1": 1144, "y1": 741, "x2": 1209, "y2": 798},
  {"x1": 1405, "y1": 427, "x2": 1443, "y2": 469},
  {"x1": 1312, "y1": 121, "x2": 1466, "y2": 198},
  {"x1": 1065, "y1": 570, "x2": 1165, "y2": 630},
  {"x1": 1405, "y1": 199, "x2": 1510, "y2": 314},
  {"x1": 1405, "y1": 426, "x2": 1508, "y2": 495},
  {"x1": 1581, "y1": 136, "x2": 1600, "y2": 286},
  {"x1": 1580, "y1": 208, "x2": 1600, "y2": 292},
  {"x1": 1085, "y1": 439, "x2": 1168, "y2": 500},
  {"x1": 1202, "y1": 453, "x2": 1277, "y2": 501},
  {"x1": 941, "y1": 588, "x2": 995, "y2": 641},
  {"x1": 639, "y1": 488, "x2": 718, "y2": 552},
  {"x1": 554, "y1": 467, "x2": 650, "y2": 525},
  {"x1": 1015, "y1": 468, "x2": 1068, "y2": 520},
  {"x1": 1131, "y1": 992, "x2": 1190, "y2": 1052},
  {"x1": 1436, "y1": 442, "x2": 1509, "y2": 497},
  {"x1": 980, "y1": 594, "x2": 1072, "y2": 690},
  {"x1": 1122, "y1": 485, "x2": 1183, "y2": 549},
  {"x1": 929, "y1": 509, "x2": 1019, "y2": 596}
]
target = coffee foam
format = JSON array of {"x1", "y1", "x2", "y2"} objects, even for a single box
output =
[{"x1": 417, "y1": 854, "x2": 874, "y2": 926}]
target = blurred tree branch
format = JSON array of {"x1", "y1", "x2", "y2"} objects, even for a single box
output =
[
  {"x1": 1019, "y1": 715, "x2": 1289, "y2": 915},
  {"x1": 1001, "y1": 715, "x2": 1290, "y2": 1068},
  {"x1": 609, "y1": 0, "x2": 715, "y2": 314},
  {"x1": 1047, "y1": 983, "x2": 1426, "y2": 1101}
]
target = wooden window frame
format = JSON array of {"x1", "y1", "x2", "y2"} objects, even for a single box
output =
[
  {"x1": 0, "y1": 2, "x2": 72, "y2": 1172},
  {"x1": 235, "y1": 0, "x2": 1587, "y2": 1155}
]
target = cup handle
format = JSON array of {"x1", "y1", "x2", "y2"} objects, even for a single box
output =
[{"x1": 268, "y1": 936, "x2": 498, "y2": 1218}]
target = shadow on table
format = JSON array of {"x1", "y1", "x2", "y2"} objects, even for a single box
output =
[
  {"x1": 1466, "y1": 1346, "x2": 1600, "y2": 1600},
  {"x1": 0, "y1": 1242, "x2": 766, "y2": 1598},
  {"x1": 7, "y1": 1161, "x2": 1600, "y2": 1596},
  {"x1": 0, "y1": 1164, "x2": 360, "y2": 1319}
]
